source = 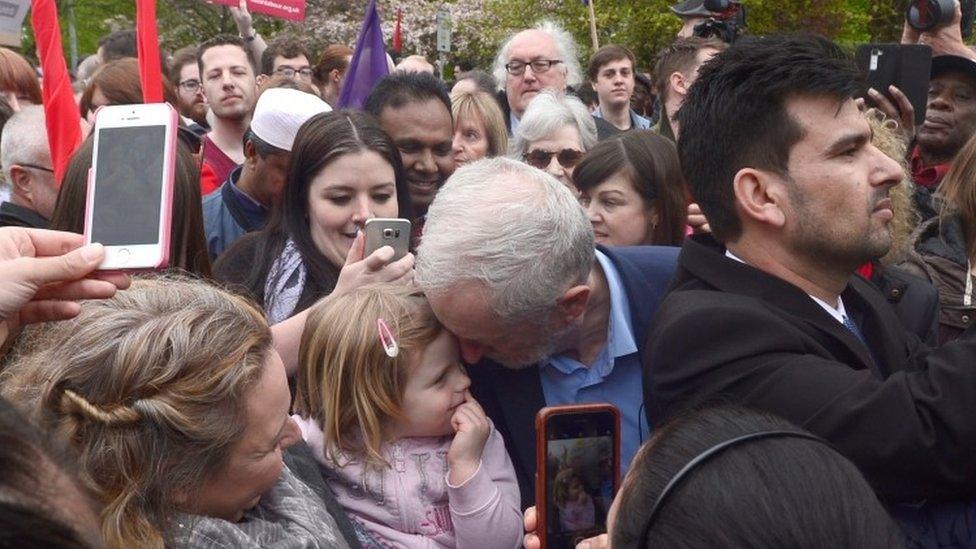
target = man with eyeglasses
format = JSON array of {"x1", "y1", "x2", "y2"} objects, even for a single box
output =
[
  {"x1": 493, "y1": 20, "x2": 621, "y2": 140},
  {"x1": 168, "y1": 46, "x2": 209, "y2": 134},
  {"x1": 258, "y1": 37, "x2": 313, "y2": 87},
  {"x1": 0, "y1": 107, "x2": 59, "y2": 228},
  {"x1": 198, "y1": 35, "x2": 258, "y2": 196}
]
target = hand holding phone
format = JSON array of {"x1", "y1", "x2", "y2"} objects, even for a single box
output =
[
  {"x1": 364, "y1": 218, "x2": 411, "y2": 261},
  {"x1": 536, "y1": 404, "x2": 620, "y2": 549},
  {"x1": 84, "y1": 103, "x2": 177, "y2": 271},
  {"x1": 448, "y1": 391, "x2": 491, "y2": 485}
]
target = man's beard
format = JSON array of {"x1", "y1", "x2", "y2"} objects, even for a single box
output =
[{"x1": 495, "y1": 319, "x2": 577, "y2": 370}]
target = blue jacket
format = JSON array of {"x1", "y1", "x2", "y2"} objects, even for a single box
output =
[
  {"x1": 467, "y1": 245, "x2": 679, "y2": 509},
  {"x1": 202, "y1": 167, "x2": 268, "y2": 261}
]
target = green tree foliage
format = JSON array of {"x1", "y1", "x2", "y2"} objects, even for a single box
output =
[
  {"x1": 9, "y1": 0, "x2": 938, "y2": 76},
  {"x1": 470, "y1": 0, "x2": 911, "y2": 73}
]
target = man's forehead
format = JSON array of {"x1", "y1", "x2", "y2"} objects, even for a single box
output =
[
  {"x1": 274, "y1": 54, "x2": 310, "y2": 67},
  {"x1": 428, "y1": 284, "x2": 499, "y2": 334},
  {"x1": 202, "y1": 45, "x2": 249, "y2": 69},
  {"x1": 508, "y1": 30, "x2": 558, "y2": 60},
  {"x1": 179, "y1": 63, "x2": 199, "y2": 78},
  {"x1": 380, "y1": 100, "x2": 452, "y2": 136},
  {"x1": 785, "y1": 95, "x2": 866, "y2": 149},
  {"x1": 600, "y1": 58, "x2": 633, "y2": 72},
  {"x1": 932, "y1": 70, "x2": 976, "y2": 91}
]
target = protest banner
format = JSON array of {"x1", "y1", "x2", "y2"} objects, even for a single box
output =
[{"x1": 207, "y1": 0, "x2": 305, "y2": 22}]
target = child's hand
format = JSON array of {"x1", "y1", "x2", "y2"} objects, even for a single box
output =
[{"x1": 447, "y1": 391, "x2": 490, "y2": 485}]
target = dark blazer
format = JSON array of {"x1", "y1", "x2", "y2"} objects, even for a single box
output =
[
  {"x1": 470, "y1": 245, "x2": 679, "y2": 509},
  {"x1": 643, "y1": 235, "x2": 976, "y2": 502}
]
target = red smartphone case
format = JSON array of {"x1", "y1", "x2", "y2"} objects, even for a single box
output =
[{"x1": 535, "y1": 403, "x2": 622, "y2": 549}]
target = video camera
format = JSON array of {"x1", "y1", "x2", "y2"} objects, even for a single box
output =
[
  {"x1": 693, "y1": 0, "x2": 747, "y2": 43},
  {"x1": 906, "y1": 0, "x2": 976, "y2": 39}
]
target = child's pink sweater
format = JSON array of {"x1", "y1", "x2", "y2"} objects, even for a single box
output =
[{"x1": 294, "y1": 416, "x2": 523, "y2": 549}]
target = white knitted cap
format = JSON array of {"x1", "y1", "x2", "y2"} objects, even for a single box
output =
[{"x1": 250, "y1": 88, "x2": 331, "y2": 152}]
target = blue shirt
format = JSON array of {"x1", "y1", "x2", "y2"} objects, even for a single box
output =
[{"x1": 539, "y1": 249, "x2": 649, "y2": 478}]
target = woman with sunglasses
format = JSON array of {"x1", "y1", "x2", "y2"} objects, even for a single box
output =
[{"x1": 511, "y1": 91, "x2": 597, "y2": 194}]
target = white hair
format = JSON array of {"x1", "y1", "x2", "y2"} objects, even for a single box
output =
[
  {"x1": 491, "y1": 20, "x2": 583, "y2": 92},
  {"x1": 1, "y1": 105, "x2": 50, "y2": 182},
  {"x1": 510, "y1": 91, "x2": 598, "y2": 156},
  {"x1": 416, "y1": 157, "x2": 594, "y2": 323}
]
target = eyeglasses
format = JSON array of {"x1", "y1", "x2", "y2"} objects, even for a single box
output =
[
  {"x1": 504, "y1": 59, "x2": 563, "y2": 76},
  {"x1": 524, "y1": 148, "x2": 583, "y2": 170},
  {"x1": 178, "y1": 79, "x2": 201, "y2": 92},
  {"x1": 18, "y1": 163, "x2": 53, "y2": 173},
  {"x1": 274, "y1": 66, "x2": 313, "y2": 79}
]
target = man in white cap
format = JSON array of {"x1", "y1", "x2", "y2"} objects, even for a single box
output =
[{"x1": 202, "y1": 87, "x2": 330, "y2": 259}]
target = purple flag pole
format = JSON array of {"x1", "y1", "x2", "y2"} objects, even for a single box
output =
[{"x1": 337, "y1": 0, "x2": 390, "y2": 109}]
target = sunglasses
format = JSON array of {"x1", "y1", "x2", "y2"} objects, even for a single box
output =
[{"x1": 523, "y1": 148, "x2": 583, "y2": 170}]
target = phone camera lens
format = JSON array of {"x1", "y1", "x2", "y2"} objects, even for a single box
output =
[{"x1": 383, "y1": 228, "x2": 394, "y2": 238}]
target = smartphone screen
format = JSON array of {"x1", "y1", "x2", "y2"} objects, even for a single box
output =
[
  {"x1": 545, "y1": 411, "x2": 617, "y2": 549},
  {"x1": 91, "y1": 125, "x2": 166, "y2": 245}
]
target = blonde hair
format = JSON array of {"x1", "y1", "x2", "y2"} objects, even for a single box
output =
[
  {"x1": 865, "y1": 110, "x2": 919, "y2": 265},
  {"x1": 553, "y1": 467, "x2": 582, "y2": 507},
  {"x1": 0, "y1": 276, "x2": 270, "y2": 548},
  {"x1": 938, "y1": 130, "x2": 976, "y2": 261},
  {"x1": 450, "y1": 90, "x2": 509, "y2": 158},
  {"x1": 295, "y1": 283, "x2": 442, "y2": 469}
]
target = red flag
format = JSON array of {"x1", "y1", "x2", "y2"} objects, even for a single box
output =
[
  {"x1": 30, "y1": 0, "x2": 82, "y2": 186},
  {"x1": 393, "y1": 8, "x2": 402, "y2": 53},
  {"x1": 136, "y1": 0, "x2": 164, "y2": 103}
]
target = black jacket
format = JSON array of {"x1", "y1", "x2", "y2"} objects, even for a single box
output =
[
  {"x1": 644, "y1": 235, "x2": 976, "y2": 502},
  {"x1": 0, "y1": 201, "x2": 47, "y2": 229},
  {"x1": 869, "y1": 263, "x2": 940, "y2": 346}
]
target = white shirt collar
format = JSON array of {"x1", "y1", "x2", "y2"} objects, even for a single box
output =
[{"x1": 724, "y1": 249, "x2": 847, "y2": 325}]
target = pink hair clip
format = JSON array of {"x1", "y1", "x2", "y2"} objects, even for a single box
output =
[{"x1": 377, "y1": 318, "x2": 399, "y2": 358}]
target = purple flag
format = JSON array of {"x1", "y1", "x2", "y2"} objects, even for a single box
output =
[{"x1": 338, "y1": 0, "x2": 390, "y2": 109}]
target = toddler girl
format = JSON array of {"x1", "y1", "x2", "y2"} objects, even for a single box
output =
[{"x1": 293, "y1": 284, "x2": 523, "y2": 548}]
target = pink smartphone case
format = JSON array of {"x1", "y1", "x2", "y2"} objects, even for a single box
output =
[{"x1": 83, "y1": 103, "x2": 177, "y2": 272}]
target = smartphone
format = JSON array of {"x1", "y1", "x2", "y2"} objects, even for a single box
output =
[
  {"x1": 855, "y1": 44, "x2": 932, "y2": 127},
  {"x1": 364, "y1": 218, "x2": 411, "y2": 261},
  {"x1": 536, "y1": 404, "x2": 621, "y2": 549},
  {"x1": 84, "y1": 103, "x2": 177, "y2": 271}
]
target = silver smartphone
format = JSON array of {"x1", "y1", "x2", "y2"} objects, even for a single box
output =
[{"x1": 364, "y1": 218, "x2": 411, "y2": 261}]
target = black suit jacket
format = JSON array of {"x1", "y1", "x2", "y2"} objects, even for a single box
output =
[
  {"x1": 470, "y1": 245, "x2": 679, "y2": 509},
  {"x1": 643, "y1": 235, "x2": 976, "y2": 502}
]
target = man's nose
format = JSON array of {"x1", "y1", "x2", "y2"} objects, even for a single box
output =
[{"x1": 870, "y1": 146, "x2": 904, "y2": 188}]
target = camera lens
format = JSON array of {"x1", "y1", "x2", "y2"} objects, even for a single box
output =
[
  {"x1": 704, "y1": 0, "x2": 730, "y2": 11},
  {"x1": 383, "y1": 228, "x2": 394, "y2": 238},
  {"x1": 907, "y1": 0, "x2": 954, "y2": 31}
]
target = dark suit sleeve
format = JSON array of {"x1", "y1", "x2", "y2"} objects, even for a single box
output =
[{"x1": 644, "y1": 292, "x2": 976, "y2": 501}]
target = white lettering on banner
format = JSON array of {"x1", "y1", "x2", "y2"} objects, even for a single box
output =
[{"x1": 250, "y1": 0, "x2": 299, "y2": 14}]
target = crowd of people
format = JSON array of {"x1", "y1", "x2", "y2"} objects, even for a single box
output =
[{"x1": 5, "y1": 0, "x2": 976, "y2": 547}]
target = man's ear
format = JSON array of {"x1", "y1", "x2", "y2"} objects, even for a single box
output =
[
  {"x1": 9, "y1": 165, "x2": 32, "y2": 199},
  {"x1": 255, "y1": 73, "x2": 268, "y2": 87},
  {"x1": 557, "y1": 284, "x2": 591, "y2": 324},
  {"x1": 243, "y1": 140, "x2": 259, "y2": 166},
  {"x1": 669, "y1": 71, "x2": 688, "y2": 98},
  {"x1": 330, "y1": 68, "x2": 342, "y2": 84},
  {"x1": 732, "y1": 168, "x2": 788, "y2": 229}
]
